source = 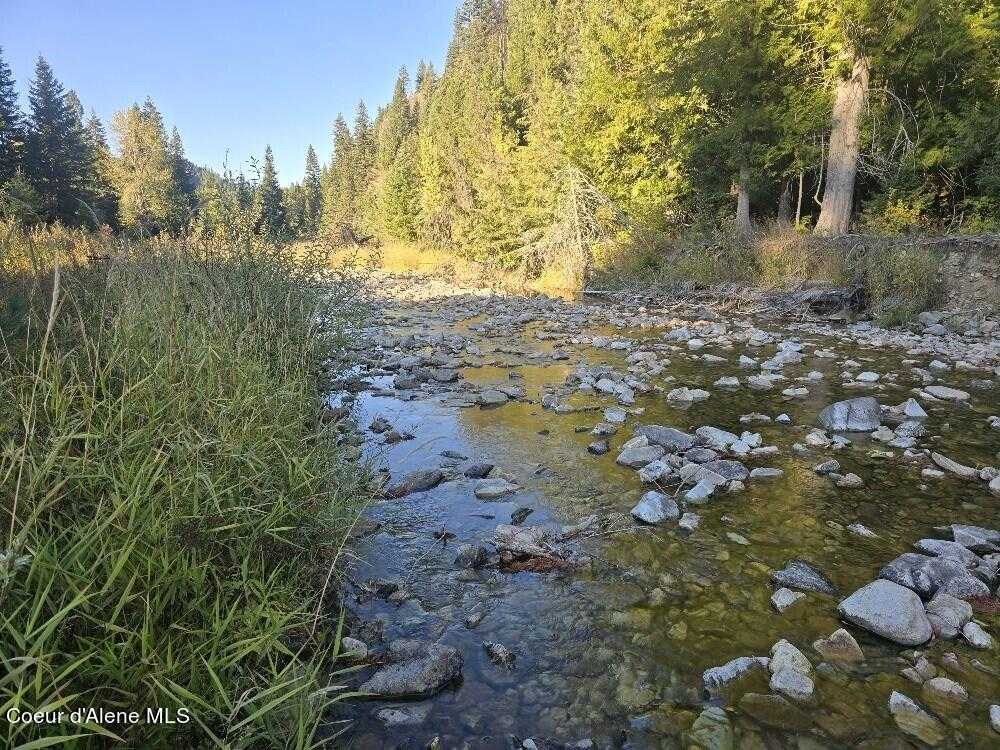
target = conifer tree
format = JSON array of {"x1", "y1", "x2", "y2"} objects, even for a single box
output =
[
  {"x1": 254, "y1": 145, "x2": 285, "y2": 238},
  {"x1": 302, "y1": 144, "x2": 322, "y2": 234},
  {"x1": 82, "y1": 111, "x2": 117, "y2": 226},
  {"x1": 0, "y1": 47, "x2": 23, "y2": 185},
  {"x1": 322, "y1": 115, "x2": 355, "y2": 233},
  {"x1": 168, "y1": 126, "x2": 198, "y2": 225},
  {"x1": 24, "y1": 57, "x2": 90, "y2": 223}
]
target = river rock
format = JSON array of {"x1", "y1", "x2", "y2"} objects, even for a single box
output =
[
  {"x1": 769, "y1": 667, "x2": 814, "y2": 703},
  {"x1": 698, "y1": 459, "x2": 748, "y2": 481},
  {"x1": 817, "y1": 397, "x2": 881, "y2": 432},
  {"x1": 679, "y1": 512, "x2": 700, "y2": 533},
  {"x1": 477, "y1": 389, "x2": 509, "y2": 406},
  {"x1": 702, "y1": 656, "x2": 769, "y2": 697},
  {"x1": 924, "y1": 592, "x2": 973, "y2": 639},
  {"x1": 938, "y1": 523, "x2": 1000, "y2": 553},
  {"x1": 634, "y1": 425, "x2": 697, "y2": 452},
  {"x1": 931, "y1": 452, "x2": 979, "y2": 480},
  {"x1": 888, "y1": 691, "x2": 945, "y2": 746},
  {"x1": 385, "y1": 469, "x2": 446, "y2": 498},
  {"x1": 962, "y1": 621, "x2": 994, "y2": 649},
  {"x1": 878, "y1": 552, "x2": 990, "y2": 600},
  {"x1": 341, "y1": 637, "x2": 369, "y2": 660},
  {"x1": 737, "y1": 693, "x2": 812, "y2": 731},
  {"x1": 921, "y1": 677, "x2": 968, "y2": 715},
  {"x1": 812, "y1": 628, "x2": 864, "y2": 665},
  {"x1": 616, "y1": 441, "x2": 666, "y2": 469},
  {"x1": 688, "y1": 706, "x2": 733, "y2": 750},
  {"x1": 494, "y1": 524, "x2": 553, "y2": 558},
  {"x1": 475, "y1": 477, "x2": 519, "y2": 499},
  {"x1": 667, "y1": 386, "x2": 710, "y2": 402},
  {"x1": 838, "y1": 580, "x2": 932, "y2": 645},
  {"x1": 377, "y1": 704, "x2": 431, "y2": 726},
  {"x1": 696, "y1": 426, "x2": 740, "y2": 450},
  {"x1": 925, "y1": 385, "x2": 969, "y2": 401},
  {"x1": 771, "y1": 588, "x2": 805, "y2": 613},
  {"x1": 588, "y1": 440, "x2": 610, "y2": 455},
  {"x1": 463, "y1": 461, "x2": 494, "y2": 478},
  {"x1": 770, "y1": 560, "x2": 837, "y2": 594},
  {"x1": 914, "y1": 538, "x2": 981, "y2": 565},
  {"x1": 483, "y1": 641, "x2": 516, "y2": 669},
  {"x1": 770, "y1": 640, "x2": 811, "y2": 675},
  {"x1": 990, "y1": 704, "x2": 1000, "y2": 733},
  {"x1": 359, "y1": 640, "x2": 463, "y2": 698},
  {"x1": 630, "y1": 491, "x2": 680, "y2": 524}
]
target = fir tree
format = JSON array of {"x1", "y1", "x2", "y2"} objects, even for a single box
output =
[
  {"x1": 254, "y1": 145, "x2": 285, "y2": 238},
  {"x1": 24, "y1": 57, "x2": 90, "y2": 223},
  {"x1": 302, "y1": 144, "x2": 322, "y2": 234},
  {"x1": 0, "y1": 47, "x2": 24, "y2": 185}
]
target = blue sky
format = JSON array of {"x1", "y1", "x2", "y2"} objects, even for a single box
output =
[{"x1": 2, "y1": 1, "x2": 458, "y2": 183}]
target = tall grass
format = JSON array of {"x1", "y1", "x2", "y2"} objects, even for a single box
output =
[{"x1": 0, "y1": 222, "x2": 371, "y2": 747}]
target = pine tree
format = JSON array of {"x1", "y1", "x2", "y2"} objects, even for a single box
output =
[
  {"x1": 83, "y1": 111, "x2": 117, "y2": 226},
  {"x1": 322, "y1": 114, "x2": 355, "y2": 234},
  {"x1": 168, "y1": 126, "x2": 198, "y2": 226},
  {"x1": 302, "y1": 144, "x2": 322, "y2": 234},
  {"x1": 0, "y1": 47, "x2": 24, "y2": 185},
  {"x1": 254, "y1": 145, "x2": 285, "y2": 238},
  {"x1": 24, "y1": 57, "x2": 90, "y2": 223}
]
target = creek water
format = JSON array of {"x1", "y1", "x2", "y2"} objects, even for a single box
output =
[{"x1": 340, "y1": 282, "x2": 1000, "y2": 749}]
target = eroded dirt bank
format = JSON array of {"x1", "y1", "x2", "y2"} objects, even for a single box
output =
[{"x1": 334, "y1": 271, "x2": 1000, "y2": 749}]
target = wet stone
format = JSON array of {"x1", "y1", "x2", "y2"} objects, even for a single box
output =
[
  {"x1": 838, "y1": 580, "x2": 932, "y2": 645},
  {"x1": 888, "y1": 691, "x2": 945, "y2": 746},
  {"x1": 812, "y1": 628, "x2": 864, "y2": 666},
  {"x1": 737, "y1": 693, "x2": 812, "y2": 731},
  {"x1": 359, "y1": 640, "x2": 464, "y2": 698},
  {"x1": 771, "y1": 587, "x2": 806, "y2": 613},
  {"x1": 770, "y1": 560, "x2": 837, "y2": 595}
]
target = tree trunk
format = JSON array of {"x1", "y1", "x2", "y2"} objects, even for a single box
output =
[
  {"x1": 795, "y1": 170, "x2": 804, "y2": 227},
  {"x1": 735, "y1": 165, "x2": 752, "y2": 237},
  {"x1": 815, "y1": 55, "x2": 870, "y2": 235},
  {"x1": 777, "y1": 179, "x2": 793, "y2": 225}
]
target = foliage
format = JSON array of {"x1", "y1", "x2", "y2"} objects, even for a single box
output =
[{"x1": 0, "y1": 220, "x2": 371, "y2": 747}]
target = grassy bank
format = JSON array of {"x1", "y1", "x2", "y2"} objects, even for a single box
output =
[{"x1": 0, "y1": 223, "x2": 371, "y2": 747}]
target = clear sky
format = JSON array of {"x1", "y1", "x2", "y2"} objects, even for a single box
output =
[{"x1": 1, "y1": 0, "x2": 458, "y2": 184}]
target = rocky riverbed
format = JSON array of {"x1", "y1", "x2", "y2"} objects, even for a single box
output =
[{"x1": 332, "y1": 271, "x2": 1000, "y2": 749}]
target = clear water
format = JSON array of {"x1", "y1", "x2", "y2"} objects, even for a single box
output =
[{"x1": 340, "y1": 298, "x2": 1000, "y2": 749}]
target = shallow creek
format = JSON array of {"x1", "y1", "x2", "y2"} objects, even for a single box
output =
[{"x1": 339, "y1": 277, "x2": 1000, "y2": 749}]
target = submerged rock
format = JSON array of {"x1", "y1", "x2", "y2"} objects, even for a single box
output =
[
  {"x1": 888, "y1": 691, "x2": 945, "y2": 746},
  {"x1": 737, "y1": 693, "x2": 812, "y2": 731},
  {"x1": 483, "y1": 641, "x2": 516, "y2": 669},
  {"x1": 812, "y1": 628, "x2": 864, "y2": 665},
  {"x1": 385, "y1": 469, "x2": 446, "y2": 498},
  {"x1": 688, "y1": 706, "x2": 733, "y2": 750},
  {"x1": 359, "y1": 640, "x2": 463, "y2": 698},
  {"x1": 771, "y1": 588, "x2": 805, "y2": 613},
  {"x1": 702, "y1": 656, "x2": 769, "y2": 697},
  {"x1": 817, "y1": 396, "x2": 881, "y2": 432},
  {"x1": 475, "y1": 477, "x2": 519, "y2": 499},
  {"x1": 838, "y1": 580, "x2": 932, "y2": 645}
]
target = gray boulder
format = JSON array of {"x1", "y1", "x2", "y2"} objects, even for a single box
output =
[
  {"x1": 817, "y1": 397, "x2": 881, "y2": 432},
  {"x1": 359, "y1": 640, "x2": 463, "y2": 697},
  {"x1": 878, "y1": 553, "x2": 990, "y2": 600},
  {"x1": 770, "y1": 560, "x2": 837, "y2": 595},
  {"x1": 633, "y1": 425, "x2": 697, "y2": 452},
  {"x1": 630, "y1": 491, "x2": 680, "y2": 525},
  {"x1": 700, "y1": 459, "x2": 749, "y2": 482},
  {"x1": 924, "y1": 592, "x2": 973, "y2": 639},
  {"x1": 838, "y1": 580, "x2": 933, "y2": 645}
]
